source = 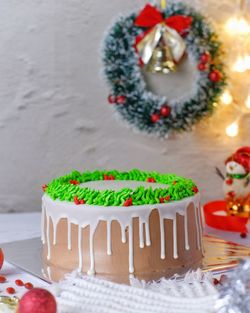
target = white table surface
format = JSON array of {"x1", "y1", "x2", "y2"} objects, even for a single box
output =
[
  {"x1": 0, "y1": 213, "x2": 48, "y2": 298},
  {"x1": 0, "y1": 212, "x2": 250, "y2": 299}
]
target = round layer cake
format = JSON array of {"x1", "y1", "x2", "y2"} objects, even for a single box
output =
[{"x1": 41, "y1": 169, "x2": 203, "y2": 283}]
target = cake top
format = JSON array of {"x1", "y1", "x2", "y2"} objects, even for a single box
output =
[{"x1": 43, "y1": 169, "x2": 198, "y2": 206}]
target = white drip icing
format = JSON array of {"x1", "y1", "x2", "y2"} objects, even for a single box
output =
[
  {"x1": 67, "y1": 220, "x2": 72, "y2": 250},
  {"x1": 184, "y1": 209, "x2": 190, "y2": 250},
  {"x1": 106, "y1": 220, "x2": 112, "y2": 255},
  {"x1": 41, "y1": 204, "x2": 45, "y2": 244},
  {"x1": 173, "y1": 217, "x2": 178, "y2": 259},
  {"x1": 139, "y1": 220, "x2": 145, "y2": 248},
  {"x1": 78, "y1": 227, "x2": 82, "y2": 272},
  {"x1": 42, "y1": 193, "x2": 201, "y2": 275},
  {"x1": 145, "y1": 220, "x2": 151, "y2": 246},
  {"x1": 128, "y1": 222, "x2": 134, "y2": 274},
  {"x1": 194, "y1": 205, "x2": 201, "y2": 250},
  {"x1": 46, "y1": 214, "x2": 51, "y2": 260}
]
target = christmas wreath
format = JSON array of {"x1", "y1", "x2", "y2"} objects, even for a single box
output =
[{"x1": 102, "y1": 3, "x2": 226, "y2": 137}]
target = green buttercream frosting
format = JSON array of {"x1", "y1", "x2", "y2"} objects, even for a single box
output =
[{"x1": 44, "y1": 169, "x2": 198, "y2": 206}]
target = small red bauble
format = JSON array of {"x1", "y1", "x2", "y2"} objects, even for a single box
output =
[
  {"x1": 0, "y1": 248, "x2": 4, "y2": 270},
  {"x1": 197, "y1": 62, "x2": 207, "y2": 71},
  {"x1": 151, "y1": 114, "x2": 160, "y2": 123},
  {"x1": 159, "y1": 197, "x2": 165, "y2": 203},
  {"x1": 15, "y1": 279, "x2": 24, "y2": 286},
  {"x1": 108, "y1": 94, "x2": 116, "y2": 104},
  {"x1": 0, "y1": 275, "x2": 6, "y2": 283},
  {"x1": 73, "y1": 196, "x2": 80, "y2": 205},
  {"x1": 6, "y1": 287, "x2": 15, "y2": 294},
  {"x1": 42, "y1": 185, "x2": 47, "y2": 192},
  {"x1": 160, "y1": 105, "x2": 171, "y2": 117},
  {"x1": 226, "y1": 178, "x2": 233, "y2": 185},
  {"x1": 69, "y1": 180, "x2": 79, "y2": 185},
  {"x1": 165, "y1": 196, "x2": 171, "y2": 201},
  {"x1": 116, "y1": 95, "x2": 126, "y2": 105},
  {"x1": 123, "y1": 198, "x2": 133, "y2": 207},
  {"x1": 19, "y1": 288, "x2": 57, "y2": 313},
  {"x1": 209, "y1": 70, "x2": 221, "y2": 82},
  {"x1": 24, "y1": 282, "x2": 34, "y2": 290},
  {"x1": 213, "y1": 278, "x2": 220, "y2": 285},
  {"x1": 192, "y1": 186, "x2": 199, "y2": 193},
  {"x1": 200, "y1": 52, "x2": 210, "y2": 63},
  {"x1": 147, "y1": 177, "x2": 156, "y2": 183}
]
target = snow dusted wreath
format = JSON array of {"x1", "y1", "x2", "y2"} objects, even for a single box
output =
[{"x1": 102, "y1": 2, "x2": 226, "y2": 137}]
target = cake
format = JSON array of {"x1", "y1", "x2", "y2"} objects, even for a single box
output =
[{"x1": 41, "y1": 169, "x2": 203, "y2": 283}]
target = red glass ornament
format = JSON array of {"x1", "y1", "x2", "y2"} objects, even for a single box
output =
[
  {"x1": 108, "y1": 95, "x2": 116, "y2": 104},
  {"x1": 192, "y1": 186, "x2": 199, "y2": 193},
  {"x1": 15, "y1": 279, "x2": 24, "y2": 286},
  {"x1": 69, "y1": 180, "x2": 79, "y2": 185},
  {"x1": 160, "y1": 105, "x2": 171, "y2": 117},
  {"x1": 197, "y1": 62, "x2": 207, "y2": 71},
  {"x1": 6, "y1": 287, "x2": 15, "y2": 294},
  {"x1": 0, "y1": 248, "x2": 3, "y2": 270},
  {"x1": 200, "y1": 52, "x2": 210, "y2": 63},
  {"x1": 209, "y1": 70, "x2": 221, "y2": 82},
  {"x1": 19, "y1": 288, "x2": 57, "y2": 313},
  {"x1": 116, "y1": 95, "x2": 126, "y2": 105},
  {"x1": 159, "y1": 197, "x2": 165, "y2": 203},
  {"x1": 42, "y1": 185, "x2": 47, "y2": 192},
  {"x1": 151, "y1": 114, "x2": 160, "y2": 123}
]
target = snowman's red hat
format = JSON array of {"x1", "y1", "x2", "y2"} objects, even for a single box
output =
[{"x1": 225, "y1": 146, "x2": 250, "y2": 172}]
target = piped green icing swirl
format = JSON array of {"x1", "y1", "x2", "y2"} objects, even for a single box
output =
[{"x1": 44, "y1": 169, "x2": 198, "y2": 206}]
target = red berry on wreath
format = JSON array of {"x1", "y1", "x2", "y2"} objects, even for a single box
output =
[
  {"x1": 151, "y1": 114, "x2": 160, "y2": 123},
  {"x1": 116, "y1": 95, "x2": 126, "y2": 105},
  {"x1": 200, "y1": 52, "x2": 210, "y2": 63},
  {"x1": 19, "y1": 288, "x2": 57, "y2": 313},
  {"x1": 209, "y1": 70, "x2": 221, "y2": 82},
  {"x1": 108, "y1": 94, "x2": 116, "y2": 104},
  {"x1": 0, "y1": 248, "x2": 4, "y2": 270},
  {"x1": 198, "y1": 62, "x2": 207, "y2": 71},
  {"x1": 160, "y1": 105, "x2": 171, "y2": 117}
]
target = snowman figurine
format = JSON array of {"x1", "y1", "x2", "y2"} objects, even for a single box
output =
[{"x1": 223, "y1": 147, "x2": 250, "y2": 217}]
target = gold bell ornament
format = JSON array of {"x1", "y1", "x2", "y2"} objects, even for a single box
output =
[{"x1": 134, "y1": 4, "x2": 192, "y2": 74}]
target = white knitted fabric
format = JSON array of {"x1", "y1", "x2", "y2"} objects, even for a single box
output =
[{"x1": 53, "y1": 270, "x2": 218, "y2": 313}]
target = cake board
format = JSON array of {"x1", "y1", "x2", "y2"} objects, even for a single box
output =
[{"x1": 2, "y1": 235, "x2": 250, "y2": 284}]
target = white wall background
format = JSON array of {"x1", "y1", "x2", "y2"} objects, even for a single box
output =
[{"x1": 0, "y1": 0, "x2": 249, "y2": 212}]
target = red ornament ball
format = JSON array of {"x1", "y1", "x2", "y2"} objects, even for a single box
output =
[
  {"x1": 19, "y1": 288, "x2": 57, "y2": 313},
  {"x1": 197, "y1": 62, "x2": 207, "y2": 71},
  {"x1": 116, "y1": 95, "x2": 126, "y2": 105},
  {"x1": 0, "y1": 248, "x2": 4, "y2": 270},
  {"x1": 200, "y1": 52, "x2": 210, "y2": 63},
  {"x1": 0, "y1": 275, "x2": 6, "y2": 283},
  {"x1": 151, "y1": 114, "x2": 160, "y2": 123},
  {"x1": 160, "y1": 105, "x2": 171, "y2": 117},
  {"x1": 108, "y1": 94, "x2": 116, "y2": 104},
  {"x1": 209, "y1": 70, "x2": 221, "y2": 82}
]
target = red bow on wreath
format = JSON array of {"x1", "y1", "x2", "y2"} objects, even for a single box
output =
[{"x1": 134, "y1": 4, "x2": 193, "y2": 73}]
